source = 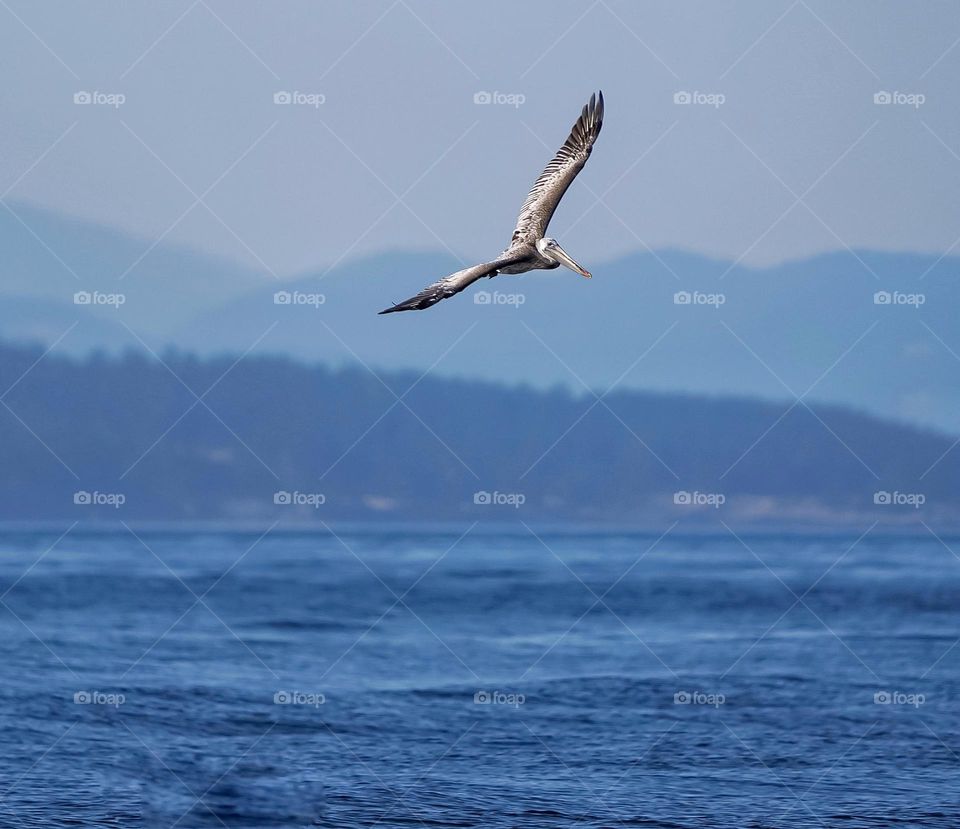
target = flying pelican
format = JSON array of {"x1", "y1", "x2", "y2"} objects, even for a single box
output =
[{"x1": 379, "y1": 91, "x2": 604, "y2": 314}]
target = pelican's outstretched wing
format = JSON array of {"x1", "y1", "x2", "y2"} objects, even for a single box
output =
[
  {"x1": 510, "y1": 91, "x2": 604, "y2": 246},
  {"x1": 378, "y1": 253, "x2": 525, "y2": 314}
]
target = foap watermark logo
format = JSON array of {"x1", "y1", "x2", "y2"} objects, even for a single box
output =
[
  {"x1": 473, "y1": 490, "x2": 525, "y2": 508},
  {"x1": 274, "y1": 490, "x2": 325, "y2": 509},
  {"x1": 274, "y1": 290, "x2": 325, "y2": 308},
  {"x1": 474, "y1": 290, "x2": 525, "y2": 308},
  {"x1": 874, "y1": 490, "x2": 925, "y2": 509},
  {"x1": 873, "y1": 90, "x2": 925, "y2": 109},
  {"x1": 274, "y1": 690, "x2": 325, "y2": 707},
  {"x1": 474, "y1": 689, "x2": 525, "y2": 708},
  {"x1": 873, "y1": 290, "x2": 925, "y2": 307},
  {"x1": 674, "y1": 690, "x2": 725, "y2": 707},
  {"x1": 74, "y1": 90, "x2": 126, "y2": 108},
  {"x1": 674, "y1": 490, "x2": 725, "y2": 509},
  {"x1": 74, "y1": 290, "x2": 125, "y2": 308},
  {"x1": 874, "y1": 690, "x2": 924, "y2": 707},
  {"x1": 473, "y1": 90, "x2": 526, "y2": 108},
  {"x1": 273, "y1": 90, "x2": 325, "y2": 108},
  {"x1": 74, "y1": 690, "x2": 125, "y2": 707},
  {"x1": 674, "y1": 290, "x2": 725, "y2": 308},
  {"x1": 74, "y1": 490, "x2": 125, "y2": 509},
  {"x1": 673, "y1": 90, "x2": 725, "y2": 108}
]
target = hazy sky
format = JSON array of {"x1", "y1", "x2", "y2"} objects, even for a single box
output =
[{"x1": 3, "y1": 1, "x2": 960, "y2": 276}]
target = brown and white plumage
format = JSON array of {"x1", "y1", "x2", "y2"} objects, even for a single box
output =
[
  {"x1": 379, "y1": 91, "x2": 604, "y2": 315},
  {"x1": 509, "y1": 90, "x2": 604, "y2": 246},
  {"x1": 376, "y1": 254, "x2": 526, "y2": 314}
]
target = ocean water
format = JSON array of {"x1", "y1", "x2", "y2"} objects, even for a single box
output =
[{"x1": 0, "y1": 526, "x2": 958, "y2": 828}]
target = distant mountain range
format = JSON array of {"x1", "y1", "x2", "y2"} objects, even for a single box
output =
[
  {"x1": 3, "y1": 201, "x2": 959, "y2": 434},
  {"x1": 0, "y1": 340, "x2": 955, "y2": 527}
]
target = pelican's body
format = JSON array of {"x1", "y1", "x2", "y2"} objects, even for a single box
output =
[
  {"x1": 379, "y1": 91, "x2": 604, "y2": 314},
  {"x1": 496, "y1": 239, "x2": 577, "y2": 274}
]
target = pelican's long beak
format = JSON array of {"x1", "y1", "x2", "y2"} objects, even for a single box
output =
[{"x1": 552, "y1": 242, "x2": 591, "y2": 278}]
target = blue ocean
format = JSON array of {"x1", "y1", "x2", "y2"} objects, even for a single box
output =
[{"x1": 1, "y1": 526, "x2": 957, "y2": 827}]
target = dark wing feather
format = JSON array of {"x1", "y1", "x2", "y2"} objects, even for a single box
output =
[
  {"x1": 378, "y1": 254, "x2": 524, "y2": 314},
  {"x1": 510, "y1": 91, "x2": 604, "y2": 245}
]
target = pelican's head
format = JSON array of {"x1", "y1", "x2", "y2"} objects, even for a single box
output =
[{"x1": 537, "y1": 237, "x2": 591, "y2": 278}]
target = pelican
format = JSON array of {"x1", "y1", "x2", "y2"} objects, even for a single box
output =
[{"x1": 379, "y1": 91, "x2": 604, "y2": 314}]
